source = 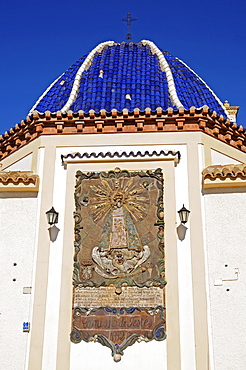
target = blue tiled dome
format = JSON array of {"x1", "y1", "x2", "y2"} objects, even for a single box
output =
[{"x1": 29, "y1": 40, "x2": 228, "y2": 118}]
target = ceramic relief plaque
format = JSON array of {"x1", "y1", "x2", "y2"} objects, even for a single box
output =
[{"x1": 71, "y1": 168, "x2": 166, "y2": 360}]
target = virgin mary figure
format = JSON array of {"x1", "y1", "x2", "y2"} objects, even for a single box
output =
[{"x1": 89, "y1": 176, "x2": 150, "y2": 278}]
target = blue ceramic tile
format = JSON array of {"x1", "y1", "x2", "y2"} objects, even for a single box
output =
[{"x1": 32, "y1": 42, "x2": 226, "y2": 117}]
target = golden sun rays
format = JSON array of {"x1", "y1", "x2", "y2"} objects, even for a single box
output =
[{"x1": 88, "y1": 177, "x2": 149, "y2": 222}]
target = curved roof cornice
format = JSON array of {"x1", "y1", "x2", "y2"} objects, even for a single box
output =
[
  {"x1": 1, "y1": 107, "x2": 246, "y2": 160},
  {"x1": 0, "y1": 171, "x2": 39, "y2": 192},
  {"x1": 202, "y1": 164, "x2": 246, "y2": 189},
  {"x1": 203, "y1": 164, "x2": 246, "y2": 180}
]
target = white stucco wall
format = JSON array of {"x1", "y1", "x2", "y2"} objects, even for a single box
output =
[
  {"x1": 204, "y1": 189, "x2": 246, "y2": 370},
  {"x1": 70, "y1": 340, "x2": 167, "y2": 370},
  {"x1": 211, "y1": 149, "x2": 241, "y2": 165},
  {"x1": 36, "y1": 138, "x2": 195, "y2": 370},
  {"x1": 42, "y1": 144, "x2": 174, "y2": 370},
  {"x1": 3, "y1": 131, "x2": 246, "y2": 370},
  {"x1": 4, "y1": 153, "x2": 33, "y2": 171},
  {"x1": 18, "y1": 133, "x2": 206, "y2": 370},
  {"x1": 0, "y1": 195, "x2": 38, "y2": 370}
]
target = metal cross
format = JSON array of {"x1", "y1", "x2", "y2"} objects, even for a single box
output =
[{"x1": 121, "y1": 12, "x2": 138, "y2": 40}]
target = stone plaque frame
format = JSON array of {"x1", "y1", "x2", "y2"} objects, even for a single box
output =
[{"x1": 71, "y1": 167, "x2": 166, "y2": 360}]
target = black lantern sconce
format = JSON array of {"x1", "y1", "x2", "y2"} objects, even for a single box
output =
[
  {"x1": 178, "y1": 204, "x2": 190, "y2": 224},
  {"x1": 46, "y1": 207, "x2": 59, "y2": 226},
  {"x1": 46, "y1": 207, "x2": 59, "y2": 242}
]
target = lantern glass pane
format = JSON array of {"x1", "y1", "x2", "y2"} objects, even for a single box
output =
[
  {"x1": 178, "y1": 205, "x2": 190, "y2": 224},
  {"x1": 46, "y1": 207, "x2": 58, "y2": 225}
]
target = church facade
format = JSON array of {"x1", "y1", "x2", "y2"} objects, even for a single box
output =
[{"x1": 1, "y1": 40, "x2": 246, "y2": 370}]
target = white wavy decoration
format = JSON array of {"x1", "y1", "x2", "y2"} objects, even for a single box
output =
[
  {"x1": 60, "y1": 41, "x2": 115, "y2": 113},
  {"x1": 176, "y1": 56, "x2": 230, "y2": 118},
  {"x1": 141, "y1": 40, "x2": 183, "y2": 109},
  {"x1": 29, "y1": 41, "x2": 115, "y2": 115},
  {"x1": 28, "y1": 74, "x2": 64, "y2": 115}
]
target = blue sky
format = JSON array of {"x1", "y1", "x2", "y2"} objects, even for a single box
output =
[{"x1": 0, "y1": 0, "x2": 245, "y2": 133}]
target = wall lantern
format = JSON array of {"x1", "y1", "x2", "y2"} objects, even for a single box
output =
[
  {"x1": 178, "y1": 204, "x2": 190, "y2": 224},
  {"x1": 46, "y1": 207, "x2": 59, "y2": 226},
  {"x1": 46, "y1": 207, "x2": 59, "y2": 242}
]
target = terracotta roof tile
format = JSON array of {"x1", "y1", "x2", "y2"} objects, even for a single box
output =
[
  {"x1": 1, "y1": 108, "x2": 246, "y2": 160},
  {"x1": 202, "y1": 164, "x2": 246, "y2": 180},
  {"x1": 0, "y1": 171, "x2": 39, "y2": 192}
]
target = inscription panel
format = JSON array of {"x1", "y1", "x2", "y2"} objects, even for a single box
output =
[{"x1": 74, "y1": 286, "x2": 164, "y2": 308}]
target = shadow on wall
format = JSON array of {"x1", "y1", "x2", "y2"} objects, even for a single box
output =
[
  {"x1": 48, "y1": 225, "x2": 60, "y2": 242},
  {"x1": 176, "y1": 224, "x2": 188, "y2": 241}
]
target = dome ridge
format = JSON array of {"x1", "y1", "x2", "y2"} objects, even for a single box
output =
[
  {"x1": 28, "y1": 73, "x2": 65, "y2": 115},
  {"x1": 60, "y1": 40, "x2": 115, "y2": 113},
  {"x1": 175, "y1": 56, "x2": 229, "y2": 118},
  {"x1": 29, "y1": 41, "x2": 116, "y2": 115},
  {"x1": 141, "y1": 40, "x2": 183, "y2": 109}
]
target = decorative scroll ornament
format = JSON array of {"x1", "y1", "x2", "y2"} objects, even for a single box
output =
[{"x1": 71, "y1": 306, "x2": 166, "y2": 362}]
